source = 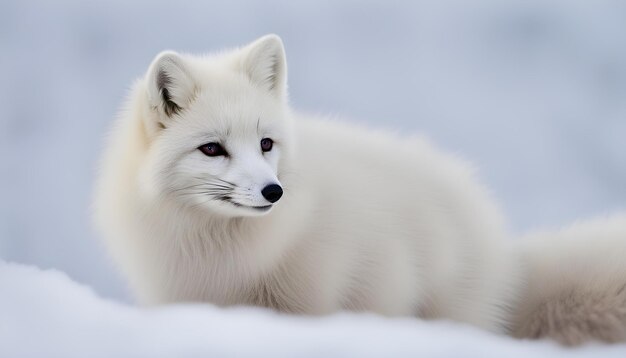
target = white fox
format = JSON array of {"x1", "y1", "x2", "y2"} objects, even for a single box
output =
[{"x1": 94, "y1": 34, "x2": 626, "y2": 344}]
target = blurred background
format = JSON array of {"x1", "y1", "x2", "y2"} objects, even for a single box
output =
[{"x1": 1, "y1": 0, "x2": 625, "y2": 301}]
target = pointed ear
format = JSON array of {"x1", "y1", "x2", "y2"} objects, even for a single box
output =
[
  {"x1": 241, "y1": 34, "x2": 287, "y2": 99},
  {"x1": 146, "y1": 51, "x2": 196, "y2": 121}
]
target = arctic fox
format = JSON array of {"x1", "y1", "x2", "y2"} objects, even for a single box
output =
[
  {"x1": 94, "y1": 34, "x2": 626, "y2": 342},
  {"x1": 94, "y1": 34, "x2": 520, "y2": 332}
]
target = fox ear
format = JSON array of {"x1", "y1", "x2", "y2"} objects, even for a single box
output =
[
  {"x1": 241, "y1": 34, "x2": 287, "y2": 99},
  {"x1": 146, "y1": 51, "x2": 196, "y2": 122}
]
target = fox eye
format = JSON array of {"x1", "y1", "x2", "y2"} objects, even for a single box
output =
[
  {"x1": 198, "y1": 142, "x2": 226, "y2": 157},
  {"x1": 260, "y1": 138, "x2": 273, "y2": 152}
]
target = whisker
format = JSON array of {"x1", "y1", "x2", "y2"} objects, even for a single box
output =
[
  {"x1": 214, "y1": 178, "x2": 236, "y2": 187},
  {"x1": 168, "y1": 183, "x2": 212, "y2": 193}
]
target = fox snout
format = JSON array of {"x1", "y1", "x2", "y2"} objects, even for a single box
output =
[{"x1": 261, "y1": 184, "x2": 283, "y2": 203}]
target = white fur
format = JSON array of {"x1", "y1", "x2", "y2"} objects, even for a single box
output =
[
  {"x1": 513, "y1": 214, "x2": 626, "y2": 344},
  {"x1": 94, "y1": 34, "x2": 525, "y2": 333}
]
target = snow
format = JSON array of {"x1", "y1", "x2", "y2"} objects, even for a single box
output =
[
  {"x1": 1, "y1": 0, "x2": 626, "y2": 355},
  {"x1": 2, "y1": 260, "x2": 626, "y2": 358}
]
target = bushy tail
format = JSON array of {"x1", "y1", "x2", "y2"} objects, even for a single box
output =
[{"x1": 512, "y1": 214, "x2": 626, "y2": 345}]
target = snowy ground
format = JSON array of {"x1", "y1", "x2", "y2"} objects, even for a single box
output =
[
  {"x1": 3, "y1": 260, "x2": 626, "y2": 358},
  {"x1": 1, "y1": 0, "x2": 626, "y2": 356}
]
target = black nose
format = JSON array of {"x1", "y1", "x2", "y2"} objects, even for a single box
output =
[{"x1": 261, "y1": 184, "x2": 283, "y2": 203}]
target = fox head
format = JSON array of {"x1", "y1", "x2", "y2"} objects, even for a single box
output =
[{"x1": 138, "y1": 35, "x2": 294, "y2": 217}]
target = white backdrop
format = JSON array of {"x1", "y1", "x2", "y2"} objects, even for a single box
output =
[{"x1": 1, "y1": 0, "x2": 625, "y2": 301}]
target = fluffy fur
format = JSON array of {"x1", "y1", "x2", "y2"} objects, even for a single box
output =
[
  {"x1": 513, "y1": 214, "x2": 626, "y2": 345},
  {"x1": 94, "y1": 34, "x2": 626, "y2": 344}
]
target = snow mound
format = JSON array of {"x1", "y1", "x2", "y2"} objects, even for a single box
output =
[{"x1": 1, "y1": 261, "x2": 625, "y2": 358}]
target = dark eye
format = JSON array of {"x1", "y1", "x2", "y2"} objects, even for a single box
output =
[
  {"x1": 198, "y1": 142, "x2": 227, "y2": 157},
  {"x1": 260, "y1": 138, "x2": 273, "y2": 152}
]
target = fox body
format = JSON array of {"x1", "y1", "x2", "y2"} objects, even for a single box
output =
[{"x1": 95, "y1": 35, "x2": 626, "y2": 342}]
